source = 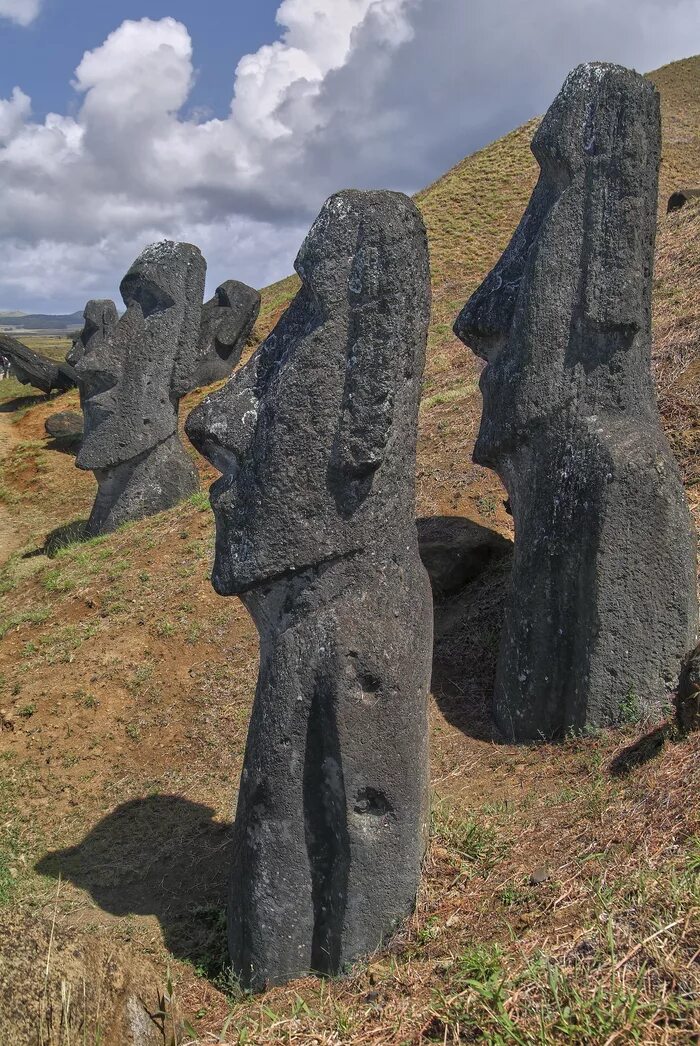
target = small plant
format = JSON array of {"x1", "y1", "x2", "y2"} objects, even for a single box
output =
[
  {"x1": 686, "y1": 836, "x2": 700, "y2": 875},
  {"x1": 125, "y1": 722, "x2": 141, "y2": 742},
  {"x1": 190, "y1": 490, "x2": 211, "y2": 511},
  {"x1": 476, "y1": 493, "x2": 498, "y2": 518},
  {"x1": 431, "y1": 799, "x2": 503, "y2": 866},
  {"x1": 17, "y1": 703, "x2": 36, "y2": 718},
  {"x1": 155, "y1": 619, "x2": 176, "y2": 638},
  {"x1": 42, "y1": 569, "x2": 75, "y2": 593},
  {"x1": 619, "y1": 685, "x2": 642, "y2": 725},
  {"x1": 73, "y1": 689, "x2": 98, "y2": 709}
]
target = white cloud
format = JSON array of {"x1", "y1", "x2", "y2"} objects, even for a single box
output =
[
  {"x1": 0, "y1": 0, "x2": 698, "y2": 309},
  {"x1": 0, "y1": 0, "x2": 40, "y2": 26}
]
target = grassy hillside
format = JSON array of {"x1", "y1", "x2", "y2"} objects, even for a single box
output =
[{"x1": 0, "y1": 58, "x2": 698, "y2": 1045}]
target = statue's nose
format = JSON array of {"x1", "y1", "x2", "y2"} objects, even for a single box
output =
[{"x1": 453, "y1": 280, "x2": 511, "y2": 364}]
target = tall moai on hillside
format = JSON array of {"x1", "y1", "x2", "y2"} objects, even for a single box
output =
[
  {"x1": 454, "y1": 63, "x2": 698, "y2": 740},
  {"x1": 186, "y1": 190, "x2": 433, "y2": 990},
  {"x1": 74, "y1": 242, "x2": 205, "y2": 536}
]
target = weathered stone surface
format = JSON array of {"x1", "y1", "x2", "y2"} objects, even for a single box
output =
[
  {"x1": 75, "y1": 242, "x2": 204, "y2": 535},
  {"x1": 189, "y1": 280, "x2": 260, "y2": 389},
  {"x1": 417, "y1": 516, "x2": 512, "y2": 597},
  {"x1": 45, "y1": 410, "x2": 83, "y2": 442},
  {"x1": 453, "y1": 63, "x2": 698, "y2": 740},
  {"x1": 186, "y1": 190, "x2": 432, "y2": 990},
  {"x1": 0, "y1": 332, "x2": 77, "y2": 394}
]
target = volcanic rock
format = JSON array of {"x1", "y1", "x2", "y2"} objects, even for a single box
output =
[{"x1": 186, "y1": 190, "x2": 433, "y2": 990}]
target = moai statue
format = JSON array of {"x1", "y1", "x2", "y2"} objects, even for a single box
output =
[
  {"x1": 66, "y1": 300, "x2": 118, "y2": 373},
  {"x1": 454, "y1": 63, "x2": 698, "y2": 741},
  {"x1": 75, "y1": 242, "x2": 205, "y2": 536},
  {"x1": 190, "y1": 280, "x2": 261, "y2": 389},
  {"x1": 186, "y1": 190, "x2": 433, "y2": 990}
]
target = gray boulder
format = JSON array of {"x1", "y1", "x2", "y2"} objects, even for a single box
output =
[
  {"x1": 186, "y1": 190, "x2": 432, "y2": 990},
  {"x1": 453, "y1": 63, "x2": 698, "y2": 740},
  {"x1": 0, "y1": 333, "x2": 77, "y2": 394},
  {"x1": 45, "y1": 411, "x2": 83, "y2": 443},
  {"x1": 75, "y1": 242, "x2": 204, "y2": 535},
  {"x1": 189, "y1": 280, "x2": 260, "y2": 389}
]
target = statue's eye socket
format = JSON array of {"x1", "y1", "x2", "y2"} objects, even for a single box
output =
[{"x1": 121, "y1": 277, "x2": 175, "y2": 318}]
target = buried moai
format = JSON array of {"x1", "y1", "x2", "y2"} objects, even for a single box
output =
[
  {"x1": 186, "y1": 190, "x2": 433, "y2": 989},
  {"x1": 454, "y1": 63, "x2": 698, "y2": 741},
  {"x1": 75, "y1": 242, "x2": 205, "y2": 536}
]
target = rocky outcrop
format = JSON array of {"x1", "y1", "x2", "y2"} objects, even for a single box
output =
[
  {"x1": 454, "y1": 63, "x2": 698, "y2": 740},
  {"x1": 186, "y1": 190, "x2": 432, "y2": 990}
]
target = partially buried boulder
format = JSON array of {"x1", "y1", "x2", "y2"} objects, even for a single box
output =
[
  {"x1": 417, "y1": 516, "x2": 512, "y2": 597},
  {"x1": 0, "y1": 333, "x2": 78, "y2": 394},
  {"x1": 45, "y1": 411, "x2": 83, "y2": 443}
]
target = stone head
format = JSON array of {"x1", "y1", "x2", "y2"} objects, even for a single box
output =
[
  {"x1": 186, "y1": 189, "x2": 431, "y2": 596},
  {"x1": 67, "y1": 300, "x2": 118, "y2": 370},
  {"x1": 76, "y1": 241, "x2": 206, "y2": 471},
  {"x1": 453, "y1": 63, "x2": 660, "y2": 468},
  {"x1": 188, "y1": 280, "x2": 261, "y2": 391}
]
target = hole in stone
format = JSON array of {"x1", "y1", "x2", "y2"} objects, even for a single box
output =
[
  {"x1": 359, "y1": 672, "x2": 381, "y2": 694},
  {"x1": 354, "y1": 787, "x2": 391, "y2": 817}
]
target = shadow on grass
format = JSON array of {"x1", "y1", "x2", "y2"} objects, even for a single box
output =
[
  {"x1": 44, "y1": 436, "x2": 80, "y2": 456},
  {"x1": 609, "y1": 724, "x2": 676, "y2": 777},
  {"x1": 0, "y1": 392, "x2": 49, "y2": 413},
  {"x1": 422, "y1": 518, "x2": 512, "y2": 744},
  {"x1": 22, "y1": 520, "x2": 90, "y2": 560},
  {"x1": 36, "y1": 795, "x2": 233, "y2": 979}
]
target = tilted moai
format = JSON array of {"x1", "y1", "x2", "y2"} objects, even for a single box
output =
[
  {"x1": 186, "y1": 190, "x2": 433, "y2": 989},
  {"x1": 75, "y1": 242, "x2": 205, "y2": 535},
  {"x1": 190, "y1": 280, "x2": 261, "y2": 388},
  {"x1": 454, "y1": 63, "x2": 698, "y2": 740}
]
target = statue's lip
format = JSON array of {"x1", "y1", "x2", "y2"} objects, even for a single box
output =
[{"x1": 209, "y1": 473, "x2": 234, "y2": 509}]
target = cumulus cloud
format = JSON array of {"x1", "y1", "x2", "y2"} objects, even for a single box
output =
[
  {"x1": 0, "y1": 0, "x2": 698, "y2": 309},
  {"x1": 0, "y1": 0, "x2": 40, "y2": 26}
]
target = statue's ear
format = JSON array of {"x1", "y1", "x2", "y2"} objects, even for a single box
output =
[
  {"x1": 581, "y1": 74, "x2": 660, "y2": 334},
  {"x1": 330, "y1": 240, "x2": 402, "y2": 512}
]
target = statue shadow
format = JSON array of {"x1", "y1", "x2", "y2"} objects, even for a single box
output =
[
  {"x1": 36, "y1": 795, "x2": 234, "y2": 978},
  {"x1": 418, "y1": 516, "x2": 513, "y2": 744},
  {"x1": 0, "y1": 392, "x2": 49, "y2": 413},
  {"x1": 609, "y1": 724, "x2": 674, "y2": 777},
  {"x1": 22, "y1": 520, "x2": 90, "y2": 560},
  {"x1": 44, "y1": 436, "x2": 80, "y2": 456}
]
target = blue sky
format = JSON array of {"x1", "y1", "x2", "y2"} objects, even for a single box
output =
[
  {"x1": 0, "y1": 0, "x2": 698, "y2": 311},
  {"x1": 0, "y1": 1, "x2": 281, "y2": 123}
]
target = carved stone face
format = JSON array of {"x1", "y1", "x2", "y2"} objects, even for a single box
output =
[
  {"x1": 76, "y1": 241, "x2": 206, "y2": 471},
  {"x1": 186, "y1": 190, "x2": 430, "y2": 596},
  {"x1": 453, "y1": 63, "x2": 659, "y2": 468},
  {"x1": 66, "y1": 300, "x2": 118, "y2": 370}
]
